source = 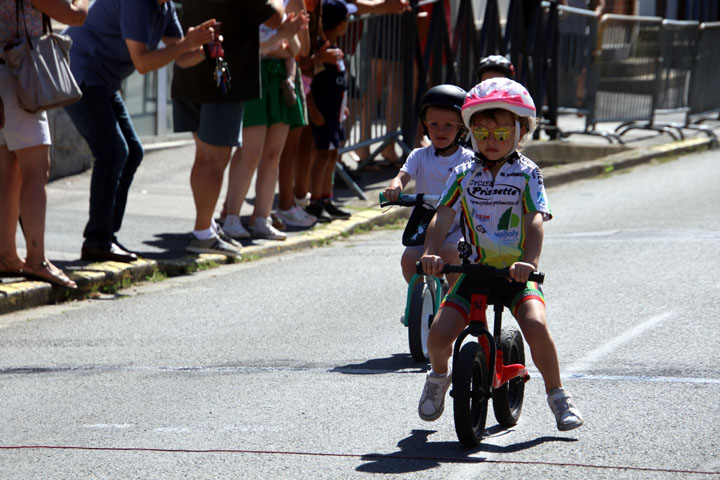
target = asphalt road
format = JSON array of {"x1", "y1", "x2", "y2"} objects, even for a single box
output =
[{"x1": 1, "y1": 150, "x2": 719, "y2": 479}]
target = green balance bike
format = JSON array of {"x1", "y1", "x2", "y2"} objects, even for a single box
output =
[{"x1": 380, "y1": 193, "x2": 448, "y2": 362}]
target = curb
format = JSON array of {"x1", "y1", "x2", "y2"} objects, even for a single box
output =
[{"x1": 0, "y1": 136, "x2": 713, "y2": 315}]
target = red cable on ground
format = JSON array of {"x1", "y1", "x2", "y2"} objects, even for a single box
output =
[{"x1": 0, "y1": 444, "x2": 718, "y2": 476}]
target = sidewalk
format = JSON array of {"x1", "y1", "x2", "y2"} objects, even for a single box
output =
[{"x1": 1, "y1": 115, "x2": 717, "y2": 314}]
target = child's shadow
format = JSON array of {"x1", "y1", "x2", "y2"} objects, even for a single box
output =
[{"x1": 356, "y1": 428, "x2": 577, "y2": 475}]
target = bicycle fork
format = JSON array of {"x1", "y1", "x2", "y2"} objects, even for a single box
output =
[{"x1": 453, "y1": 294, "x2": 530, "y2": 394}]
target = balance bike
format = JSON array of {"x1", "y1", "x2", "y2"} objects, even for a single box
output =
[
  {"x1": 416, "y1": 258, "x2": 544, "y2": 447},
  {"x1": 380, "y1": 193, "x2": 446, "y2": 362}
]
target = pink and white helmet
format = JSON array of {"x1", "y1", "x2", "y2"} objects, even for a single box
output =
[{"x1": 461, "y1": 78, "x2": 536, "y2": 129}]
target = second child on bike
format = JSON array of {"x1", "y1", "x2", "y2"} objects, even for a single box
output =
[
  {"x1": 383, "y1": 84, "x2": 475, "y2": 285},
  {"x1": 417, "y1": 78, "x2": 584, "y2": 432}
]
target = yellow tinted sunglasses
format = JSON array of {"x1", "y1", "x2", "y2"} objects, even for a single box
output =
[{"x1": 471, "y1": 126, "x2": 514, "y2": 142}]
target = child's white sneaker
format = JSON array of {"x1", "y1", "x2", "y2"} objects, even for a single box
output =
[
  {"x1": 418, "y1": 369, "x2": 452, "y2": 421},
  {"x1": 222, "y1": 214, "x2": 250, "y2": 239},
  {"x1": 251, "y1": 216, "x2": 287, "y2": 240},
  {"x1": 547, "y1": 387, "x2": 584, "y2": 431}
]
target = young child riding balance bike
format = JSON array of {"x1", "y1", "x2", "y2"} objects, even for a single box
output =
[
  {"x1": 383, "y1": 84, "x2": 475, "y2": 285},
  {"x1": 417, "y1": 78, "x2": 584, "y2": 432}
]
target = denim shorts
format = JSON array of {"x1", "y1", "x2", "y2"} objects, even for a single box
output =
[{"x1": 172, "y1": 100, "x2": 244, "y2": 147}]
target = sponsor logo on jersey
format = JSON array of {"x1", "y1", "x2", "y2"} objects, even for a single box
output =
[
  {"x1": 536, "y1": 191, "x2": 547, "y2": 207},
  {"x1": 467, "y1": 183, "x2": 521, "y2": 201},
  {"x1": 497, "y1": 207, "x2": 520, "y2": 230}
]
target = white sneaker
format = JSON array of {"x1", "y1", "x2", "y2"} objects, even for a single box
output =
[
  {"x1": 294, "y1": 193, "x2": 311, "y2": 209},
  {"x1": 251, "y1": 216, "x2": 287, "y2": 240},
  {"x1": 222, "y1": 214, "x2": 250, "y2": 239},
  {"x1": 185, "y1": 233, "x2": 241, "y2": 256},
  {"x1": 275, "y1": 206, "x2": 316, "y2": 227},
  {"x1": 418, "y1": 369, "x2": 452, "y2": 421},
  {"x1": 547, "y1": 388, "x2": 584, "y2": 431},
  {"x1": 214, "y1": 224, "x2": 243, "y2": 249}
]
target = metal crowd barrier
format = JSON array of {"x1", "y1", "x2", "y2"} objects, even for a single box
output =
[
  {"x1": 615, "y1": 19, "x2": 700, "y2": 140},
  {"x1": 337, "y1": 12, "x2": 410, "y2": 165},
  {"x1": 557, "y1": 14, "x2": 718, "y2": 145},
  {"x1": 594, "y1": 15, "x2": 664, "y2": 143},
  {"x1": 688, "y1": 22, "x2": 720, "y2": 122},
  {"x1": 554, "y1": 6, "x2": 601, "y2": 133}
]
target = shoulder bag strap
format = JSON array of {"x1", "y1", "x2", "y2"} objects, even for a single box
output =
[{"x1": 15, "y1": 0, "x2": 34, "y2": 47}]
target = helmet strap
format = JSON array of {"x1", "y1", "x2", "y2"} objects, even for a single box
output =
[
  {"x1": 512, "y1": 118, "x2": 521, "y2": 152},
  {"x1": 474, "y1": 149, "x2": 519, "y2": 168},
  {"x1": 433, "y1": 127, "x2": 468, "y2": 156}
]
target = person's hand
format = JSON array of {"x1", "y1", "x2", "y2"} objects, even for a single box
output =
[
  {"x1": 186, "y1": 19, "x2": 218, "y2": 50},
  {"x1": 315, "y1": 41, "x2": 344, "y2": 64},
  {"x1": 419, "y1": 254, "x2": 445, "y2": 277},
  {"x1": 277, "y1": 11, "x2": 310, "y2": 39},
  {"x1": 508, "y1": 261, "x2": 536, "y2": 283},
  {"x1": 383, "y1": 185, "x2": 401, "y2": 202}
]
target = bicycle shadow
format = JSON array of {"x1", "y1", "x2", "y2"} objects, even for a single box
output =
[
  {"x1": 330, "y1": 353, "x2": 429, "y2": 375},
  {"x1": 356, "y1": 428, "x2": 577, "y2": 474}
]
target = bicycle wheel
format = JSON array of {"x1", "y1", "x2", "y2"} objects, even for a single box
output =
[
  {"x1": 408, "y1": 280, "x2": 435, "y2": 362},
  {"x1": 492, "y1": 327, "x2": 526, "y2": 427},
  {"x1": 453, "y1": 341, "x2": 489, "y2": 447}
]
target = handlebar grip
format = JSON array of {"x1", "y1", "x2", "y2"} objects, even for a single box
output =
[
  {"x1": 415, "y1": 261, "x2": 545, "y2": 284},
  {"x1": 379, "y1": 192, "x2": 389, "y2": 207},
  {"x1": 528, "y1": 271, "x2": 545, "y2": 284},
  {"x1": 415, "y1": 261, "x2": 425, "y2": 275}
]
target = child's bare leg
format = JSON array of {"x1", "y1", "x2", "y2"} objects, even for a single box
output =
[
  {"x1": 516, "y1": 299, "x2": 584, "y2": 430},
  {"x1": 439, "y1": 241, "x2": 460, "y2": 286},
  {"x1": 400, "y1": 246, "x2": 422, "y2": 284},
  {"x1": 426, "y1": 307, "x2": 466, "y2": 375},
  {"x1": 514, "y1": 300, "x2": 562, "y2": 393}
]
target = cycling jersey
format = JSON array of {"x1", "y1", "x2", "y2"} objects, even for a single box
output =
[{"x1": 439, "y1": 152, "x2": 551, "y2": 268}]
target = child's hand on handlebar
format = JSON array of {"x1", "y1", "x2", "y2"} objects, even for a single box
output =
[
  {"x1": 420, "y1": 254, "x2": 445, "y2": 277},
  {"x1": 508, "y1": 262, "x2": 536, "y2": 283},
  {"x1": 383, "y1": 185, "x2": 401, "y2": 202}
]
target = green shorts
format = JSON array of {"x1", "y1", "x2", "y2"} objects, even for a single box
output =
[
  {"x1": 243, "y1": 58, "x2": 307, "y2": 128},
  {"x1": 441, "y1": 273, "x2": 545, "y2": 321}
]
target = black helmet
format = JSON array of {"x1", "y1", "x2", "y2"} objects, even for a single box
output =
[
  {"x1": 419, "y1": 84, "x2": 468, "y2": 155},
  {"x1": 475, "y1": 55, "x2": 515, "y2": 81},
  {"x1": 420, "y1": 84, "x2": 467, "y2": 119}
]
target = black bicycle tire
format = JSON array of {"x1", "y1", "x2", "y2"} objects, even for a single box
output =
[
  {"x1": 492, "y1": 327, "x2": 526, "y2": 427},
  {"x1": 453, "y1": 342, "x2": 489, "y2": 447}
]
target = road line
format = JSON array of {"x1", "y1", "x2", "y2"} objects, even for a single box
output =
[
  {"x1": 563, "y1": 374, "x2": 720, "y2": 385},
  {"x1": 565, "y1": 312, "x2": 673, "y2": 374},
  {"x1": 0, "y1": 445, "x2": 718, "y2": 476}
]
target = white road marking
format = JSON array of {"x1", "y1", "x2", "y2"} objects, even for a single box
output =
[
  {"x1": 565, "y1": 312, "x2": 673, "y2": 374},
  {"x1": 564, "y1": 373, "x2": 720, "y2": 385}
]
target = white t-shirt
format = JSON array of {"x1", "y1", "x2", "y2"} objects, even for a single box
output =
[{"x1": 400, "y1": 145, "x2": 475, "y2": 233}]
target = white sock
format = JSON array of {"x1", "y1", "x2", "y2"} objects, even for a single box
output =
[
  {"x1": 192, "y1": 228, "x2": 214, "y2": 240},
  {"x1": 429, "y1": 369, "x2": 450, "y2": 377},
  {"x1": 210, "y1": 218, "x2": 219, "y2": 234}
]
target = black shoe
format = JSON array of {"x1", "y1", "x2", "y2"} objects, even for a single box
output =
[
  {"x1": 305, "y1": 202, "x2": 332, "y2": 223},
  {"x1": 81, "y1": 242, "x2": 138, "y2": 263},
  {"x1": 112, "y1": 237, "x2": 141, "y2": 256},
  {"x1": 324, "y1": 200, "x2": 351, "y2": 219}
]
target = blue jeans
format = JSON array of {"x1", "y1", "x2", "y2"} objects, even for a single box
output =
[{"x1": 64, "y1": 85, "x2": 143, "y2": 248}]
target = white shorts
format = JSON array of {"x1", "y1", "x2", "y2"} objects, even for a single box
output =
[
  {"x1": 404, "y1": 227, "x2": 464, "y2": 257},
  {"x1": 0, "y1": 64, "x2": 51, "y2": 151}
]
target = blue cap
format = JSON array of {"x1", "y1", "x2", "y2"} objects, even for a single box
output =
[{"x1": 322, "y1": 0, "x2": 357, "y2": 32}]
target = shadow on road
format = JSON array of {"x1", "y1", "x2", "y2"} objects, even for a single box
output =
[
  {"x1": 331, "y1": 353, "x2": 429, "y2": 374},
  {"x1": 356, "y1": 428, "x2": 577, "y2": 475}
]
